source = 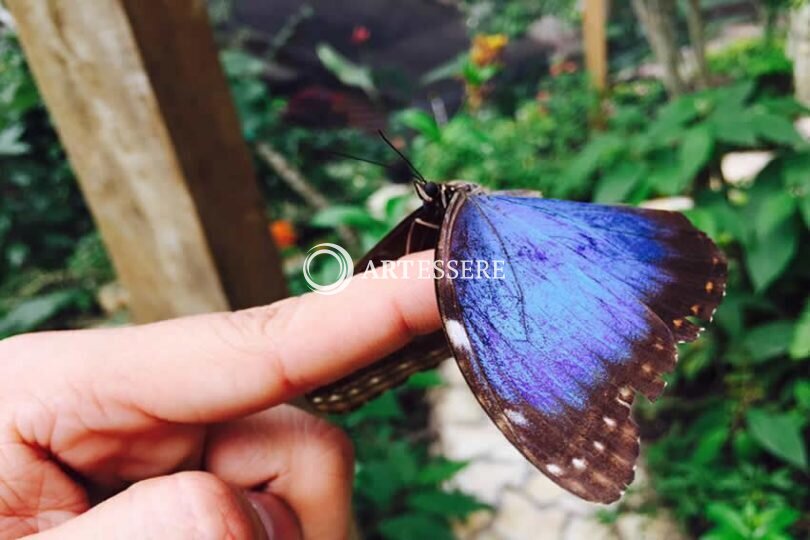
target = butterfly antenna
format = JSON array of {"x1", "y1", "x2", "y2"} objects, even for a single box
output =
[
  {"x1": 322, "y1": 149, "x2": 391, "y2": 169},
  {"x1": 377, "y1": 130, "x2": 427, "y2": 184}
]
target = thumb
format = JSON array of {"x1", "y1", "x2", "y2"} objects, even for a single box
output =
[{"x1": 26, "y1": 471, "x2": 301, "y2": 540}]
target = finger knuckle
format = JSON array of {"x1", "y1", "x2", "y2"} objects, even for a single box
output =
[
  {"x1": 137, "y1": 472, "x2": 255, "y2": 540},
  {"x1": 220, "y1": 297, "x2": 307, "y2": 393}
]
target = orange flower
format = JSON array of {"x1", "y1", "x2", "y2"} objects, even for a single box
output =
[
  {"x1": 470, "y1": 34, "x2": 508, "y2": 66},
  {"x1": 269, "y1": 219, "x2": 297, "y2": 249}
]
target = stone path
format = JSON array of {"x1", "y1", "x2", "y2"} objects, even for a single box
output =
[{"x1": 430, "y1": 363, "x2": 687, "y2": 540}]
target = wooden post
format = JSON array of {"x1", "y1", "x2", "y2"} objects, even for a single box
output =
[
  {"x1": 583, "y1": 0, "x2": 609, "y2": 92},
  {"x1": 6, "y1": 0, "x2": 287, "y2": 322}
]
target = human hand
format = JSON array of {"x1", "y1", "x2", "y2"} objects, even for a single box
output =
[{"x1": 0, "y1": 251, "x2": 440, "y2": 539}]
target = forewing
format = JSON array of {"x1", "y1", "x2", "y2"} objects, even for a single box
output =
[
  {"x1": 308, "y1": 205, "x2": 450, "y2": 413},
  {"x1": 436, "y1": 194, "x2": 726, "y2": 503}
]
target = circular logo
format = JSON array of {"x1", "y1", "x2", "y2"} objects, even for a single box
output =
[{"x1": 302, "y1": 243, "x2": 354, "y2": 295}]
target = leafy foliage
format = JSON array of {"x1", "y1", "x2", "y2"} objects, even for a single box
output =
[
  {"x1": 457, "y1": 0, "x2": 577, "y2": 37},
  {"x1": 398, "y1": 71, "x2": 597, "y2": 196},
  {"x1": 708, "y1": 37, "x2": 793, "y2": 81},
  {"x1": 0, "y1": 31, "x2": 104, "y2": 333},
  {"x1": 0, "y1": 34, "x2": 93, "y2": 281}
]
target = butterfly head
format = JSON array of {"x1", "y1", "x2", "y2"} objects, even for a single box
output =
[
  {"x1": 416, "y1": 180, "x2": 483, "y2": 210},
  {"x1": 415, "y1": 180, "x2": 440, "y2": 203}
]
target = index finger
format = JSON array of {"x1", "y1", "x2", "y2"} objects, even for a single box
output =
[{"x1": 3, "y1": 250, "x2": 441, "y2": 423}]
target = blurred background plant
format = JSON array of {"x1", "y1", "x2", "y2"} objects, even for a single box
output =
[{"x1": 1, "y1": 0, "x2": 809, "y2": 538}]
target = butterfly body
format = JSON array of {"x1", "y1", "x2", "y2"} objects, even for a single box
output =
[{"x1": 308, "y1": 181, "x2": 726, "y2": 503}]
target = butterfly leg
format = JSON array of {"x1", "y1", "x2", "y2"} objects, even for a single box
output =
[{"x1": 405, "y1": 217, "x2": 441, "y2": 254}]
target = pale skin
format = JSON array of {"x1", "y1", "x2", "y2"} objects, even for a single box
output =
[{"x1": 0, "y1": 251, "x2": 440, "y2": 539}]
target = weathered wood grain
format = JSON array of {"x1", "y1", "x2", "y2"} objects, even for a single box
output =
[{"x1": 7, "y1": 0, "x2": 287, "y2": 322}]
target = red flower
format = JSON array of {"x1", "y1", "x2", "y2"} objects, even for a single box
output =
[{"x1": 351, "y1": 25, "x2": 371, "y2": 45}]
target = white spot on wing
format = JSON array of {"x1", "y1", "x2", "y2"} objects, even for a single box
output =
[
  {"x1": 572, "y1": 458, "x2": 587, "y2": 470},
  {"x1": 593, "y1": 441, "x2": 605, "y2": 452},
  {"x1": 446, "y1": 319, "x2": 472, "y2": 352},
  {"x1": 506, "y1": 409, "x2": 529, "y2": 427},
  {"x1": 546, "y1": 463, "x2": 564, "y2": 476},
  {"x1": 603, "y1": 416, "x2": 617, "y2": 428}
]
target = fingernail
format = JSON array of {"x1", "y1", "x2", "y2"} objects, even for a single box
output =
[{"x1": 246, "y1": 494, "x2": 276, "y2": 540}]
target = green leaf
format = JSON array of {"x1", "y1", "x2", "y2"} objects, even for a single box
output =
[
  {"x1": 790, "y1": 301, "x2": 810, "y2": 360},
  {"x1": 563, "y1": 133, "x2": 624, "y2": 190},
  {"x1": 800, "y1": 196, "x2": 810, "y2": 229},
  {"x1": 407, "y1": 490, "x2": 489, "y2": 518},
  {"x1": 681, "y1": 335, "x2": 717, "y2": 380},
  {"x1": 742, "y1": 321, "x2": 795, "y2": 362},
  {"x1": 745, "y1": 217, "x2": 798, "y2": 291},
  {"x1": 758, "y1": 506, "x2": 800, "y2": 532},
  {"x1": 646, "y1": 95, "x2": 699, "y2": 147},
  {"x1": 415, "y1": 459, "x2": 468, "y2": 485},
  {"x1": 679, "y1": 124, "x2": 714, "y2": 183},
  {"x1": 706, "y1": 503, "x2": 749, "y2": 537},
  {"x1": 648, "y1": 153, "x2": 684, "y2": 195},
  {"x1": 311, "y1": 205, "x2": 383, "y2": 229},
  {"x1": 747, "y1": 409, "x2": 808, "y2": 469},
  {"x1": 751, "y1": 112, "x2": 804, "y2": 147},
  {"x1": 781, "y1": 152, "x2": 810, "y2": 192},
  {"x1": 692, "y1": 425, "x2": 729, "y2": 464},
  {"x1": 0, "y1": 124, "x2": 29, "y2": 156},
  {"x1": 420, "y1": 53, "x2": 466, "y2": 85},
  {"x1": 461, "y1": 61, "x2": 498, "y2": 85},
  {"x1": 719, "y1": 79, "x2": 756, "y2": 108},
  {"x1": 406, "y1": 370, "x2": 445, "y2": 389},
  {"x1": 795, "y1": 380, "x2": 810, "y2": 409},
  {"x1": 219, "y1": 49, "x2": 265, "y2": 78},
  {"x1": 379, "y1": 514, "x2": 454, "y2": 540},
  {"x1": 710, "y1": 109, "x2": 758, "y2": 147},
  {"x1": 344, "y1": 393, "x2": 404, "y2": 428},
  {"x1": 397, "y1": 109, "x2": 441, "y2": 142},
  {"x1": 781, "y1": 153, "x2": 810, "y2": 227},
  {"x1": 755, "y1": 191, "x2": 796, "y2": 239},
  {"x1": 0, "y1": 290, "x2": 78, "y2": 338},
  {"x1": 593, "y1": 161, "x2": 644, "y2": 203},
  {"x1": 316, "y1": 43, "x2": 376, "y2": 96}
]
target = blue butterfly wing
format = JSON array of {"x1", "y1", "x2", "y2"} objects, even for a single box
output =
[{"x1": 436, "y1": 193, "x2": 726, "y2": 503}]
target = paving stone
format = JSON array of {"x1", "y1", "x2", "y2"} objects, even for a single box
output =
[
  {"x1": 524, "y1": 473, "x2": 568, "y2": 506},
  {"x1": 455, "y1": 509, "x2": 495, "y2": 540},
  {"x1": 721, "y1": 151, "x2": 774, "y2": 185},
  {"x1": 440, "y1": 361, "x2": 468, "y2": 386},
  {"x1": 491, "y1": 491, "x2": 568, "y2": 540},
  {"x1": 451, "y1": 460, "x2": 529, "y2": 504},
  {"x1": 564, "y1": 516, "x2": 618, "y2": 540},
  {"x1": 433, "y1": 387, "x2": 486, "y2": 424},
  {"x1": 472, "y1": 531, "x2": 503, "y2": 540},
  {"x1": 441, "y1": 422, "x2": 525, "y2": 462},
  {"x1": 616, "y1": 513, "x2": 687, "y2": 540}
]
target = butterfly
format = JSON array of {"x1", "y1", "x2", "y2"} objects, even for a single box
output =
[{"x1": 307, "y1": 175, "x2": 727, "y2": 504}]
